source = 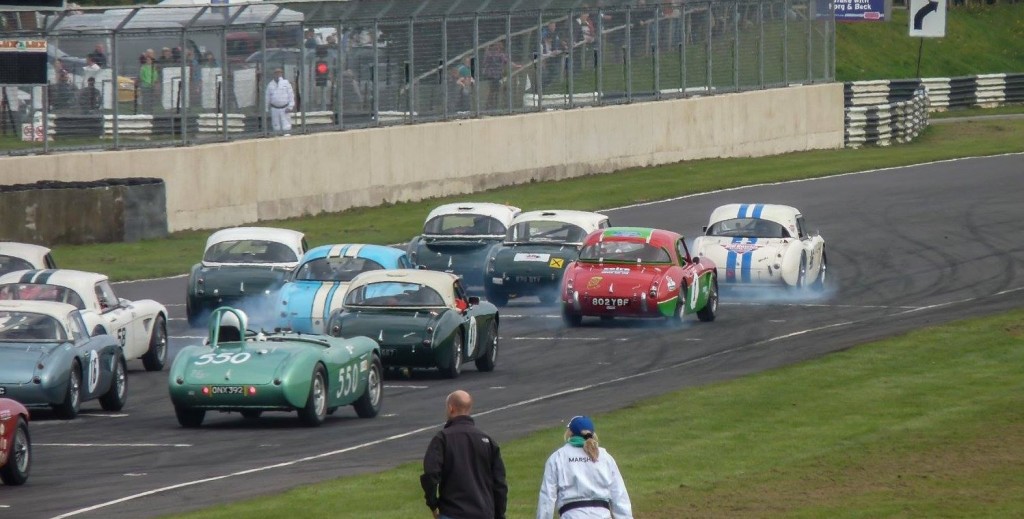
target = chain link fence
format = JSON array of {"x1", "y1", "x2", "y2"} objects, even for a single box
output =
[{"x1": 0, "y1": 0, "x2": 834, "y2": 155}]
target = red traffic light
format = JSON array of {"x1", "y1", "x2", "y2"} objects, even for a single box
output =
[{"x1": 315, "y1": 62, "x2": 328, "y2": 75}]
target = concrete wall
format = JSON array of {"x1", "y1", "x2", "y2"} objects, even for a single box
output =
[{"x1": 0, "y1": 84, "x2": 843, "y2": 233}]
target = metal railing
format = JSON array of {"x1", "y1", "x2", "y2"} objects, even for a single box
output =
[{"x1": 0, "y1": 0, "x2": 835, "y2": 155}]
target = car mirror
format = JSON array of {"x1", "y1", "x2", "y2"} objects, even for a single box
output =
[
  {"x1": 701, "y1": 225, "x2": 708, "y2": 233},
  {"x1": 467, "y1": 296, "x2": 480, "y2": 306}
]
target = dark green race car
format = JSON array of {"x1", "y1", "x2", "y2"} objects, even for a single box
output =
[
  {"x1": 484, "y1": 210, "x2": 610, "y2": 306},
  {"x1": 169, "y1": 307, "x2": 383, "y2": 427},
  {"x1": 186, "y1": 227, "x2": 308, "y2": 328},
  {"x1": 327, "y1": 270, "x2": 499, "y2": 378}
]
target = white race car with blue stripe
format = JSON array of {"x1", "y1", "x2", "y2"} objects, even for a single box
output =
[
  {"x1": 691, "y1": 204, "x2": 826, "y2": 289},
  {"x1": 276, "y1": 244, "x2": 414, "y2": 333}
]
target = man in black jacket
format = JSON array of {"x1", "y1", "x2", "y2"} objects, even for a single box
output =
[{"x1": 421, "y1": 390, "x2": 508, "y2": 519}]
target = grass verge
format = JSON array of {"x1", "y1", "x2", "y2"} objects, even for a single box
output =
[
  {"x1": 170, "y1": 308, "x2": 1024, "y2": 519},
  {"x1": 58, "y1": 118, "x2": 1024, "y2": 281}
]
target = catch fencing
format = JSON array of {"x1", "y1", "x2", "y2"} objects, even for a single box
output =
[{"x1": 0, "y1": 0, "x2": 835, "y2": 155}]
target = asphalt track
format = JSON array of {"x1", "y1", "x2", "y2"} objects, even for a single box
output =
[{"x1": 2, "y1": 154, "x2": 1023, "y2": 518}]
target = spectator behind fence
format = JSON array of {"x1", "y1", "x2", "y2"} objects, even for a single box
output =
[
  {"x1": 454, "y1": 56, "x2": 474, "y2": 112},
  {"x1": 265, "y1": 67, "x2": 295, "y2": 135},
  {"x1": 78, "y1": 77, "x2": 102, "y2": 115},
  {"x1": 482, "y1": 41, "x2": 522, "y2": 110},
  {"x1": 88, "y1": 43, "x2": 108, "y2": 68},
  {"x1": 139, "y1": 54, "x2": 158, "y2": 112},
  {"x1": 48, "y1": 70, "x2": 78, "y2": 113}
]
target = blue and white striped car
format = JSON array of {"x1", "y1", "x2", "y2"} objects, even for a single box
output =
[
  {"x1": 276, "y1": 244, "x2": 414, "y2": 333},
  {"x1": 691, "y1": 204, "x2": 827, "y2": 290}
]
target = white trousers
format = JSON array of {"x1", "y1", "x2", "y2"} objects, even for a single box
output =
[{"x1": 270, "y1": 107, "x2": 292, "y2": 132}]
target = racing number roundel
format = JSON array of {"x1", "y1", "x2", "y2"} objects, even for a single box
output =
[
  {"x1": 87, "y1": 350, "x2": 101, "y2": 393},
  {"x1": 466, "y1": 317, "x2": 478, "y2": 356}
]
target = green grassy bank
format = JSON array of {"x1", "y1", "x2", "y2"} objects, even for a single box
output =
[{"x1": 170, "y1": 308, "x2": 1024, "y2": 518}]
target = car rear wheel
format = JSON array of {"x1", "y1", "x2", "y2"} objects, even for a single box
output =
[
  {"x1": 792, "y1": 254, "x2": 807, "y2": 289},
  {"x1": 99, "y1": 357, "x2": 128, "y2": 411},
  {"x1": 562, "y1": 306, "x2": 582, "y2": 327},
  {"x1": 353, "y1": 355, "x2": 383, "y2": 418},
  {"x1": 0, "y1": 417, "x2": 30, "y2": 486},
  {"x1": 697, "y1": 277, "x2": 718, "y2": 322},
  {"x1": 52, "y1": 362, "x2": 82, "y2": 420},
  {"x1": 812, "y1": 250, "x2": 828, "y2": 291},
  {"x1": 298, "y1": 367, "x2": 328, "y2": 427},
  {"x1": 475, "y1": 321, "x2": 499, "y2": 372},
  {"x1": 485, "y1": 285, "x2": 508, "y2": 307},
  {"x1": 538, "y1": 292, "x2": 558, "y2": 305},
  {"x1": 175, "y1": 406, "x2": 205, "y2": 428},
  {"x1": 440, "y1": 332, "x2": 464, "y2": 379},
  {"x1": 142, "y1": 315, "x2": 168, "y2": 371}
]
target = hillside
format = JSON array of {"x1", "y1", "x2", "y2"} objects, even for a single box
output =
[{"x1": 836, "y1": 3, "x2": 1024, "y2": 81}]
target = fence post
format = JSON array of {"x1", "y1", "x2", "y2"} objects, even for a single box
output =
[
  {"x1": 759, "y1": 0, "x2": 765, "y2": 89},
  {"x1": 733, "y1": 2, "x2": 739, "y2": 91},
  {"x1": 408, "y1": 17, "x2": 415, "y2": 121},
  {"x1": 336, "y1": 19, "x2": 344, "y2": 128},
  {"x1": 706, "y1": 1, "x2": 713, "y2": 92},
  {"x1": 373, "y1": 19, "x2": 380, "y2": 126},
  {"x1": 505, "y1": 13, "x2": 513, "y2": 114},
  {"x1": 806, "y1": 0, "x2": 813, "y2": 83},
  {"x1": 442, "y1": 16, "x2": 449, "y2": 119},
  {"x1": 783, "y1": 0, "x2": 789, "y2": 85},
  {"x1": 111, "y1": 29, "x2": 119, "y2": 149},
  {"x1": 180, "y1": 28, "x2": 188, "y2": 145},
  {"x1": 473, "y1": 14, "x2": 480, "y2": 116}
]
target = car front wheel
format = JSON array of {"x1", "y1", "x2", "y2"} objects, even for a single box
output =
[{"x1": 0, "y1": 417, "x2": 30, "y2": 486}]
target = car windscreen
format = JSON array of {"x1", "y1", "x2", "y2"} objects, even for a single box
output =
[
  {"x1": 578, "y1": 241, "x2": 671, "y2": 264},
  {"x1": 707, "y1": 218, "x2": 790, "y2": 238},
  {"x1": 0, "y1": 283, "x2": 87, "y2": 310},
  {"x1": 0, "y1": 311, "x2": 68, "y2": 342},
  {"x1": 295, "y1": 257, "x2": 384, "y2": 282},
  {"x1": 423, "y1": 214, "x2": 506, "y2": 236},
  {"x1": 0, "y1": 255, "x2": 33, "y2": 276},
  {"x1": 344, "y1": 282, "x2": 446, "y2": 307},
  {"x1": 507, "y1": 221, "x2": 587, "y2": 244},
  {"x1": 203, "y1": 240, "x2": 297, "y2": 263}
]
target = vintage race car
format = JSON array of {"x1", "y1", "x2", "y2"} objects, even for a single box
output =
[
  {"x1": 561, "y1": 227, "x2": 718, "y2": 325},
  {"x1": 406, "y1": 203, "x2": 521, "y2": 289},
  {"x1": 186, "y1": 227, "x2": 307, "y2": 327},
  {"x1": 484, "y1": 210, "x2": 609, "y2": 306},
  {"x1": 0, "y1": 269, "x2": 170, "y2": 371},
  {"x1": 169, "y1": 307, "x2": 383, "y2": 428},
  {"x1": 1, "y1": 398, "x2": 31, "y2": 486},
  {"x1": 0, "y1": 301, "x2": 127, "y2": 419},
  {"x1": 277, "y1": 244, "x2": 413, "y2": 334},
  {"x1": 691, "y1": 204, "x2": 826, "y2": 289},
  {"x1": 327, "y1": 270, "x2": 499, "y2": 378},
  {"x1": 0, "y1": 242, "x2": 57, "y2": 276}
]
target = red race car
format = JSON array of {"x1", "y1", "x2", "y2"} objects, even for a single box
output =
[
  {"x1": 560, "y1": 227, "x2": 718, "y2": 326},
  {"x1": 0, "y1": 398, "x2": 31, "y2": 486}
]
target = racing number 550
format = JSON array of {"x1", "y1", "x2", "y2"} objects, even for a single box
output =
[
  {"x1": 336, "y1": 364, "x2": 360, "y2": 398},
  {"x1": 194, "y1": 352, "x2": 252, "y2": 365}
]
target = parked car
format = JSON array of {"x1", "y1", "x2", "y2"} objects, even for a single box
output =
[
  {"x1": 169, "y1": 307, "x2": 383, "y2": 428},
  {"x1": 0, "y1": 301, "x2": 127, "y2": 419},
  {"x1": 277, "y1": 244, "x2": 414, "y2": 334},
  {"x1": 691, "y1": 204, "x2": 826, "y2": 289},
  {"x1": 186, "y1": 227, "x2": 307, "y2": 328},
  {"x1": 406, "y1": 203, "x2": 521, "y2": 289},
  {"x1": 0, "y1": 269, "x2": 169, "y2": 371},
  {"x1": 327, "y1": 270, "x2": 499, "y2": 378},
  {"x1": 483, "y1": 210, "x2": 609, "y2": 306},
  {"x1": 560, "y1": 227, "x2": 718, "y2": 326},
  {"x1": 0, "y1": 397, "x2": 31, "y2": 486},
  {"x1": 0, "y1": 242, "x2": 57, "y2": 276}
]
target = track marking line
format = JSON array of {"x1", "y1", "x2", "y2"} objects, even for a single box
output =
[
  {"x1": 382, "y1": 385, "x2": 428, "y2": 389},
  {"x1": 170, "y1": 336, "x2": 205, "y2": 340},
  {"x1": 112, "y1": 274, "x2": 188, "y2": 285},
  {"x1": 761, "y1": 322, "x2": 856, "y2": 343},
  {"x1": 36, "y1": 443, "x2": 191, "y2": 448},
  {"x1": 498, "y1": 314, "x2": 560, "y2": 318},
  {"x1": 721, "y1": 302, "x2": 920, "y2": 310},
  {"x1": 124, "y1": 473, "x2": 148, "y2": 477}
]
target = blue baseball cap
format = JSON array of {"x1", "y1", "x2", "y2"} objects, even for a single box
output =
[{"x1": 567, "y1": 415, "x2": 595, "y2": 436}]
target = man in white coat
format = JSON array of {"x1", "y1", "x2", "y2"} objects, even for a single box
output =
[
  {"x1": 536, "y1": 415, "x2": 633, "y2": 519},
  {"x1": 265, "y1": 67, "x2": 295, "y2": 135}
]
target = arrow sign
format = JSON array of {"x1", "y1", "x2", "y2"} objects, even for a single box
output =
[
  {"x1": 913, "y1": 1, "x2": 938, "y2": 30},
  {"x1": 909, "y1": 0, "x2": 947, "y2": 38}
]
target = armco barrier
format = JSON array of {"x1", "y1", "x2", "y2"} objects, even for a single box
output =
[
  {"x1": 845, "y1": 88, "x2": 929, "y2": 148},
  {"x1": 0, "y1": 84, "x2": 844, "y2": 233},
  {"x1": 0, "y1": 178, "x2": 168, "y2": 245},
  {"x1": 845, "y1": 73, "x2": 1024, "y2": 110}
]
